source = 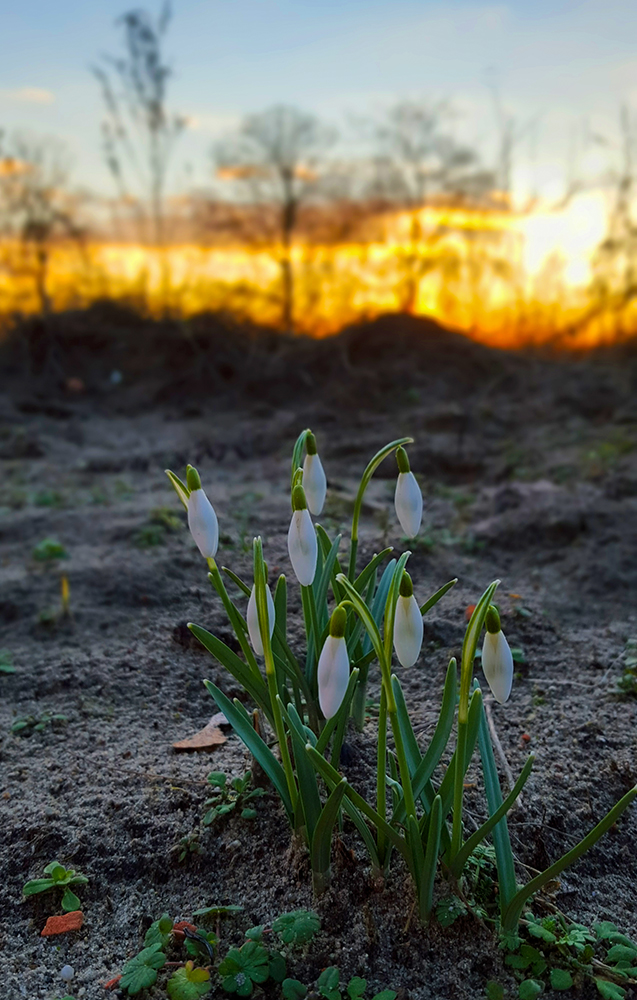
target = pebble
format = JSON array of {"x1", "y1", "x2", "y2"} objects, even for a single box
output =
[{"x1": 61, "y1": 965, "x2": 74, "y2": 982}]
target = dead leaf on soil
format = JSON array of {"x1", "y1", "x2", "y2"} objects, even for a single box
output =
[{"x1": 172, "y1": 714, "x2": 229, "y2": 752}]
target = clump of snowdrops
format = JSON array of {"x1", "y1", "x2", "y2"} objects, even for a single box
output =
[{"x1": 167, "y1": 430, "x2": 636, "y2": 927}]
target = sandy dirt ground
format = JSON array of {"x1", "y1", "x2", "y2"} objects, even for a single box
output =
[{"x1": 1, "y1": 311, "x2": 637, "y2": 1000}]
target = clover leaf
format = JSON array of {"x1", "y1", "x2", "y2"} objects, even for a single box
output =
[
  {"x1": 318, "y1": 967, "x2": 341, "y2": 1000},
  {"x1": 120, "y1": 944, "x2": 166, "y2": 996},
  {"x1": 347, "y1": 978, "x2": 367, "y2": 1000},
  {"x1": 144, "y1": 913, "x2": 174, "y2": 949},
  {"x1": 167, "y1": 962, "x2": 211, "y2": 1000},
  {"x1": 550, "y1": 969, "x2": 574, "y2": 991},
  {"x1": 282, "y1": 979, "x2": 308, "y2": 1000},
  {"x1": 272, "y1": 910, "x2": 321, "y2": 946},
  {"x1": 219, "y1": 940, "x2": 270, "y2": 996}
]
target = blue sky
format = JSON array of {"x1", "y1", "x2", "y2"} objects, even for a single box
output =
[{"x1": 1, "y1": 0, "x2": 636, "y2": 200}]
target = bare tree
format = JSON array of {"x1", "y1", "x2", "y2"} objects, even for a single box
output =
[
  {"x1": 584, "y1": 105, "x2": 637, "y2": 340},
  {"x1": 93, "y1": 2, "x2": 185, "y2": 248},
  {"x1": 362, "y1": 99, "x2": 495, "y2": 312},
  {"x1": 213, "y1": 104, "x2": 337, "y2": 331},
  {"x1": 0, "y1": 132, "x2": 80, "y2": 315}
]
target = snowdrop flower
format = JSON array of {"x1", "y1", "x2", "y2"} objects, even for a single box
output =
[
  {"x1": 247, "y1": 576, "x2": 276, "y2": 656},
  {"x1": 186, "y1": 465, "x2": 219, "y2": 559},
  {"x1": 302, "y1": 431, "x2": 327, "y2": 516},
  {"x1": 318, "y1": 605, "x2": 350, "y2": 719},
  {"x1": 60, "y1": 966, "x2": 74, "y2": 983},
  {"x1": 481, "y1": 605, "x2": 514, "y2": 705},
  {"x1": 394, "y1": 446, "x2": 422, "y2": 538},
  {"x1": 287, "y1": 484, "x2": 317, "y2": 586},
  {"x1": 393, "y1": 572, "x2": 424, "y2": 667}
]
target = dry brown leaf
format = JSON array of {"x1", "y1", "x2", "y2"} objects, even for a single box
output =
[
  {"x1": 173, "y1": 719, "x2": 227, "y2": 752},
  {"x1": 209, "y1": 711, "x2": 230, "y2": 728}
]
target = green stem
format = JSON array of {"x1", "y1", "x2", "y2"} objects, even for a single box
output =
[
  {"x1": 376, "y1": 686, "x2": 388, "y2": 864},
  {"x1": 450, "y1": 720, "x2": 468, "y2": 860},
  {"x1": 207, "y1": 558, "x2": 262, "y2": 685},
  {"x1": 348, "y1": 436, "x2": 413, "y2": 580},
  {"x1": 253, "y1": 542, "x2": 298, "y2": 814}
]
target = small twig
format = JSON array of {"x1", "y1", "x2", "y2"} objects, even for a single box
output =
[{"x1": 484, "y1": 696, "x2": 521, "y2": 808}]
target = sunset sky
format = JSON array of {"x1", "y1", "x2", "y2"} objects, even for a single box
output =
[{"x1": 1, "y1": 0, "x2": 636, "y2": 202}]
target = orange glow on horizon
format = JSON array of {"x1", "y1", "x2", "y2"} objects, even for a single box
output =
[{"x1": 0, "y1": 193, "x2": 631, "y2": 350}]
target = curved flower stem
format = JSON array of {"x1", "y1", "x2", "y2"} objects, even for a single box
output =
[
  {"x1": 347, "y1": 437, "x2": 413, "y2": 580},
  {"x1": 207, "y1": 557, "x2": 262, "y2": 686},
  {"x1": 301, "y1": 584, "x2": 321, "y2": 695},
  {"x1": 450, "y1": 579, "x2": 500, "y2": 861},
  {"x1": 376, "y1": 686, "x2": 388, "y2": 865},
  {"x1": 253, "y1": 539, "x2": 298, "y2": 816}
]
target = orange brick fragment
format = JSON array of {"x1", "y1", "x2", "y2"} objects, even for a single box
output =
[
  {"x1": 41, "y1": 910, "x2": 84, "y2": 936},
  {"x1": 465, "y1": 604, "x2": 476, "y2": 621},
  {"x1": 521, "y1": 733, "x2": 531, "y2": 743},
  {"x1": 103, "y1": 975, "x2": 122, "y2": 990},
  {"x1": 172, "y1": 920, "x2": 197, "y2": 942}
]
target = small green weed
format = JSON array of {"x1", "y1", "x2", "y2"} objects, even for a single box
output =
[
  {"x1": 616, "y1": 638, "x2": 637, "y2": 698},
  {"x1": 33, "y1": 489, "x2": 66, "y2": 508},
  {"x1": 23, "y1": 860, "x2": 88, "y2": 912},
  {"x1": 0, "y1": 649, "x2": 15, "y2": 674},
  {"x1": 203, "y1": 771, "x2": 265, "y2": 826},
  {"x1": 173, "y1": 832, "x2": 202, "y2": 864},
  {"x1": 494, "y1": 912, "x2": 637, "y2": 999},
  {"x1": 12, "y1": 712, "x2": 68, "y2": 736},
  {"x1": 32, "y1": 538, "x2": 68, "y2": 561},
  {"x1": 135, "y1": 507, "x2": 183, "y2": 547}
]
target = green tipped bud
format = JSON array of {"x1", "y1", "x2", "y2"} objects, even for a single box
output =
[
  {"x1": 306, "y1": 431, "x2": 318, "y2": 456},
  {"x1": 396, "y1": 446, "x2": 411, "y2": 474},
  {"x1": 292, "y1": 484, "x2": 307, "y2": 511},
  {"x1": 293, "y1": 467, "x2": 304, "y2": 489},
  {"x1": 399, "y1": 571, "x2": 414, "y2": 598},
  {"x1": 186, "y1": 465, "x2": 202, "y2": 492},
  {"x1": 485, "y1": 605, "x2": 501, "y2": 634},
  {"x1": 329, "y1": 604, "x2": 347, "y2": 638}
]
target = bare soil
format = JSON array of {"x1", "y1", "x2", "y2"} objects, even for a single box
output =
[{"x1": 1, "y1": 310, "x2": 637, "y2": 1000}]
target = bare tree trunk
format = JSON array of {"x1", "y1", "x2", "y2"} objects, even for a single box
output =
[{"x1": 35, "y1": 245, "x2": 52, "y2": 316}]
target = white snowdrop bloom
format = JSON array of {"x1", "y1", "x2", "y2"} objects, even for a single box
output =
[
  {"x1": 481, "y1": 606, "x2": 514, "y2": 704},
  {"x1": 303, "y1": 443, "x2": 327, "y2": 516},
  {"x1": 247, "y1": 582, "x2": 276, "y2": 656},
  {"x1": 287, "y1": 485, "x2": 317, "y2": 586},
  {"x1": 318, "y1": 606, "x2": 350, "y2": 719},
  {"x1": 394, "y1": 447, "x2": 422, "y2": 538},
  {"x1": 393, "y1": 573, "x2": 424, "y2": 667},
  {"x1": 187, "y1": 487, "x2": 219, "y2": 559}
]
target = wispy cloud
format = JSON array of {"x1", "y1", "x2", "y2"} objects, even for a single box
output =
[{"x1": 0, "y1": 87, "x2": 55, "y2": 105}]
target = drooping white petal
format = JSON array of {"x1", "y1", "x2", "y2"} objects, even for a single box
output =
[
  {"x1": 395, "y1": 471, "x2": 423, "y2": 538},
  {"x1": 481, "y1": 630, "x2": 514, "y2": 704},
  {"x1": 187, "y1": 488, "x2": 219, "y2": 558},
  {"x1": 318, "y1": 635, "x2": 350, "y2": 719},
  {"x1": 287, "y1": 508, "x2": 317, "y2": 586},
  {"x1": 246, "y1": 583, "x2": 276, "y2": 656},
  {"x1": 393, "y1": 594, "x2": 424, "y2": 667},
  {"x1": 303, "y1": 452, "x2": 327, "y2": 516}
]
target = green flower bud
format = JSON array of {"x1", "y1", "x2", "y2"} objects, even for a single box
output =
[
  {"x1": 396, "y1": 446, "x2": 411, "y2": 474},
  {"x1": 329, "y1": 604, "x2": 347, "y2": 638},
  {"x1": 485, "y1": 605, "x2": 501, "y2": 634},
  {"x1": 186, "y1": 465, "x2": 202, "y2": 492},
  {"x1": 399, "y1": 571, "x2": 414, "y2": 598},
  {"x1": 292, "y1": 484, "x2": 308, "y2": 511}
]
